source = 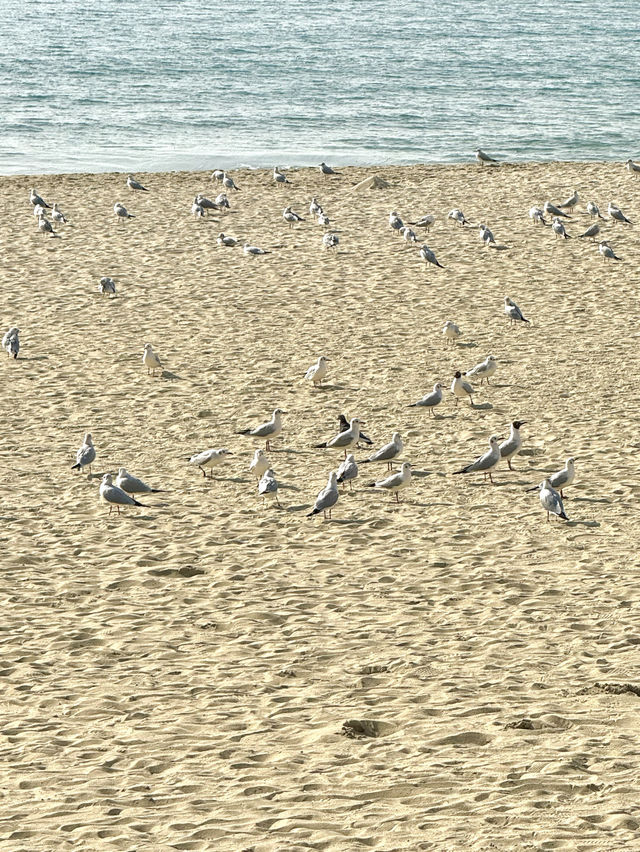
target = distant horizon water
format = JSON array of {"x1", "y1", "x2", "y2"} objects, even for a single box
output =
[{"x1": 1, "y1": 0, "x2": 638, "y2": 176}]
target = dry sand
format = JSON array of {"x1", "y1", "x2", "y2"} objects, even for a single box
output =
[{"x1": 1, "y1": 161, "x2": 640, "y2": 851}]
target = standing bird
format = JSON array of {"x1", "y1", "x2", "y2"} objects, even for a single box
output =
[
  {"x1": 578, "y1": 223, "x2": 600, "y2": 240},
  {"x1": 310, "y1": 197, "x2": 322, "y2": 215},
  {"x1": 317, "y1": 417, "x2": 364, "y2": 458},
  {"x1": 558, "y1": 190, "x2": 579, "y2": 212},
  {"x1": 243, "y1": 243, "x2": 271, "y2": 256},
  {"x1": 188, "y1": 447, "x2": 233, "y2": 478},
  {"x1": 249, "y1": 449, "x2": 270, "y2": 480},
  {"x1": 608, "y1": 202, "x2": 633, "y2": 225},
  {"x1": 307, "y1": 471, "x2": 340, "y2": 518},
  {"x1": 448, "y1": 208, "x2": 470, "y2": 226},
  {"x1": 499, "y1": 421, "x2": 526, "y2": 470},
  {"x1": 389, "y1": 211, "x2": 404, "y2": 233},
  {"x1": 599, "y1": 241, "x2": 621, "y2": 261},
  {"x1": 196, "y1": 194, "x2": 220, "y2": 212},
  {"x1": 127, "y1": 174, "x2": 149, "y2": 191},
  {"x1": 99, "y1": 474, "x2": 146, "y2": 515},
  {"x1": 51, "y1": 203, "x2": 68, "y2": 225},
  {"x1": 362, "y1": 432, "x2": 403, "y2": 471},
  {"x1": 273, "y1": 166, "x2": 290, "y2": 185},
  {"x1": 400, "y1": 226, "x2": 418, "y2": 244},
  {"x1": 544, "y1": 201, "x2": 571, "y2": 219},
  {"x1": 586, "y1": 201, "x2": 605, "y2": 219},
  {"x1": 222, "y1": 172, "x2": 240, "y2": 191},
  {"x1": 283, "y1": 206, "x2": 305, "y2": 227},
  {"x1": 504, "y1": 296, "x2": 530, "y2": 325},
  {"x1": 466, "y1": 355, "x2": 497, "y2": 385},
  {"x1": 451, "y1": 371, "x2": 474, "y2": 406},
  {"x1": 115, "y1": 468, "x2": 164, "y2": 494},
  {"x1": 442, "y1": 320, "x2": 461, "y2": 345},
  {"x1": 258, "y1": 469, "x2": 281, "y2": 507},
  {"x1": 114, "y1": 202, "x2": 134, "y2": 222},
  {"x1": 217, "y1": 232, "x2": 239, "y2": 247},
  {"x1": 552, "y1": 217, "x2": 571, "y2": 239},
  {"x1": 37, "y1": 214, "x2": 57, "y2": 237},
  {"x1": 625, "y1": 159, "x2": 640, "y2": 173},
  {"x1": 237, "y1": 408, "x2": 285, "y2": 451},
  {"x1": 212, "y1": 169, "x2": 225, "y2": 182},
  {"x1": 215, "y1": 192, "x2": 231, "y2": 209},
  {"x1": 366, "y1": 462, "x2": 412, "y2": 503},
  {"x1": 478, "y1": 223, "x2": 495, "y2": 247},
  {"x1": 408, "y1": 214, "x2": 435, "y2": 231},
  {"x1": 419, "y1": 244, "x2": 444, "y2": 269},
  {"x1": 71, "y1": 433, "x2": 96, "y2": 473},
  {"x1": 336, "y1": 454, "x2": 358, "y2": 490},
  {"x1": 337, "y1": 414, "x2": 373, "y2": 446},
  {"x1": 536, "y1": 479, "x2": 569, "y2": 522},
  {"x1": 319, "y1": 162, "x2": 341, "y2": 175},
  {"x1": 453, "y1": 435, "x2": 501, "y2": 483},
  {"x1": 317, "y1": 211, "x2": 330, "y2": 227},
  {"x1": 529, "y1": 206, "x2": 547, "y2": 225},
  {"x1": 527, "y1": 457, "x2": 576, "y2": 499},
  {"x1": 2, "y1": 327, "x2": 19, "y2": 359},
  {"x1": 29, "y1": 188, "x2": 51, "y2": 208},
  {"x1": 305, "y1": 355, "x2": 329, "y2": 386},
  {"x1": 409, "y1": 382, "x2": 443, "y2": 416},
  {"x1": 191, "y1": 196, "x2": 206, "y2": 218},
  {"x1": 142, "y1": 343, "x2": 163, "y2": 376},
  {"x1": 322, "y1": 232, "x2": 339, "y2": 250},
  {"x1": 99, "y1": 276, "x2": 117, "y2": 295},
  {"x1": 475, "y1": 148, "x2": 498, "y2": 165}
]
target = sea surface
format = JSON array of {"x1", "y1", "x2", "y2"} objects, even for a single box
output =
[{"x1": 1, "y1": 0, "x2": 639, "y2": 175}]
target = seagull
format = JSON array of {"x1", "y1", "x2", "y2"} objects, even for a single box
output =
[
  {"x1": 258, "y1": 469, "x2": 281, "y2": 507},
  {"x1": 552, "y1": 217, "x2": 570, "y2": 239},
  {"x1": 337, "y1": 414, "x2": 373, "y2": 446},
  {"x1": 238, "y1": 408, "x2": 285, "y2": 451},
  {"x1": 626, "y1": 159, "x2": 640, "y2": 173},
  {"x1": 475, "y1": 148, "x2": 498, "y2": 165},
  {"x1": 142, "y1": 343, "x2": 163, "y2": 376},
  {"x1": 309, "y1": 197, "x2": 322, "y2": 215},
  {"x1": 115, "y1": 468, "x2": 164, "y2": 493},
  {"x1": 451, "y1": 371, "x2": 474, "y2": 406},
  {"x1": 453, "y1": 435, "x2": 501, "y2": 483},
  {"x1": 419, "y1": 244, "x2": 444, "y2": 269},
  {"x1": 51, "y1": 203, "x2": 67, "y2": 225},
  {"x1": 586, "y1": 201, "x2": 605, "y2": 219},
  {"x1": 99, "y1": 474, "x2": 146, "y2": 515},
  {"x1": 408, "y1": 214, "x2": 435, "y2": 231},
  {"x1": 319, "y1": 162, "x2": 341, "y2": 175},
  {"x1": 442, "y1": 321, "x2": 461, "y2": 345},
  {"x1": 305, "y1": 355, "x2": 329, "y2": 386},
  {"x1": 188, "y1": 447, "x2": 233, "y2": 478},
  {"x1": 196, "y1": 194, "x2": 220, "y2": 212},
  {"x1": 366, "y1": 462, "x2": 412, "y2": 503},
  {"x1": 544, "y1": 201, "x2": 571, "y2": 219},
  {"x1": 222, "y1": 172, "x2": 240, "y2": 191},
  {"x1": 191, "y1": 197, "x2": 206, "y2": 218},
  {"x1": 243, "y1": 243, "x2": 271, "y2": 255},
  {"x1": 321, "y1": 417, "x2": 364, "y2": 458},
  {"x1": 127, "y1": 174, "x2": 149, "y2": 192},
  {"x1": 322, "y1": 232, "x2": 339, "y2": 250},
  {"x1": 2, "y1": 327, "x2": 19, "y2": 359},
  {"x1": 558, "y1": 190, "x2": 579, "y2": 211},
  {"x1": 249, "y1": 449, "x2": 270, "y2": 480},
  {"x1": 37, "y1": 214, "x2": 57, "y2": 237},
  {"x1": 212, "y1": 169, "x2": 225, "y2": 182},
  {"x1": 307, "y1": 470, "x2": 340, "y2": 518},
  {"x1": 499, "y1": 421, "x2": 526, "y2": 470},
  {"x1": 505, "y1": 296, "x2": 530, "y2": 325},
  {"x1": 273, "y1": 166, "x2": 290, "y2": 185},
  {"x1": 608, "y1": 203, "x2": 632, "y2": 225},
  {"x1": 599, "y1": 240, "x2": 621, "y2": 261},
  {"x1": 29, "y1": 188, "x2": 50, "y2": 208},
  {"x1": 71, "y1": 433, "x2": 96, "y2": 473},
  {"x1": 526, "y1": 458, "x2": 576, "y2": 498},
  {"x1": 409, "y1": 382, "x2": 443, "y2": 415},
  {"x1": 336, "y1": 454, "x2": 358, "y2": 490},
  {"x1": 317, "y1": 211, "x2": 330, "y2": 227},
  {"x1": 389, "y1": 211, "x2": 404, "y2": 233},
  {"x1": 283, "y1": 206, "x2": 305, "y2": 227},
  {"x1": 536, "y1": 479, "x2": 569, "y2": 522},
  {"x1": 362, "y1": 432, "x2": 403, "y2": 470},
  {"x1": 217, "y1": 232, "x2": 239, "y2": 246},
  {"x1": 215, "y1": 193, "x2": 231, "y2": 209},
  {"x1": 400, "y1": 226, "x2": 418, "y2": 244},
  {"x1": 99, "y1": 276, "x2": 116, "y2": 295},
  {"x1": 448, "y1": 208, "x2": 470, "y2": 226},
  {"x1": 466, "y1": 355, "x2": 497, "y2": 385},
  {"x1": 114, "y1": 202, "x2": 134, "y2": 222},
  {"x1": 33, "y1": 203, "x2": 46, "y2": 218},
  {"x1": 529, "y1": 206, "x2": 547, "y2": 225},
  {"x1": 578, "y1": 222, "x2": 601, "y2": 240},
  {"x1": 478, "y1": 223, "x2": 496, "y2": 247}
]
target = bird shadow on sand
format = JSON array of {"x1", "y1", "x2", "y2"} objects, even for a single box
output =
[
  {"x1": 470, "y1": 402, "x2": 493, "y2": 410},
  {"x1": 161, "y1": 370, "x2": 182, "y2": 381},
  {"x1": 572, "y1": 496, "x2": 612, "y2": 505},
  {"x1": 312, "y1": 383, "x2": 345, "y2": 392},
  {"x1": 455, "y1": 342, "x2": 478, "y2": 349},
  {"x1": 567, "y1": 519, "x2": 600, "y2": 528},
  {"x1": 488, "y1": 244, "x2": 509, "y2": 251},
  {"x1": 323, "y1": 518, "x2": 370, "y2": 525},
  {"x1": 16, "y1": 355, "x2": 49, "y2": 361},
  {"x1": 278, "y1": 483, "x2": 302, "y2": 492}
]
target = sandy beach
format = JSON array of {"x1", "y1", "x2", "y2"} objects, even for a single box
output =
[{"x1": 2, "y1": 161, "x2": 640, "y2": 850}]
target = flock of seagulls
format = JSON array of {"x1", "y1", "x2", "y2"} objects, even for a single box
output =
[{"x1": 9, "y1": 151, "x2": 637, "y2": 522}]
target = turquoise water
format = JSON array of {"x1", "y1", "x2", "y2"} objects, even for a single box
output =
[{"x1": 2, "y1": 0, "x2": 639, "y2": 174}]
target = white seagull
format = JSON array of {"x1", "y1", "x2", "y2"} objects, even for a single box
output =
[
  {"x1": 322, "y1": 232, "x2": 339, "y2": 250},
  {"x1": 258, "y1": 469, "x2": 281, "y2": 507},
  {"x1": 273, "y1": 166, "x2": 290, "y2": 185},
  {"x1": 249, "y1": 449, "x2": 270, "y2": 480},
  {"x1": 526, "y1": 458, "x2": 576, "y2": 498},
  {"x1": 188, "y1": 447, "x2": 233, "y2": 478},
  {"x1": 529, "y1": 206, "x2": 547, "y2": 225},
  {"x1": 499, "y1": 421, "x2": 526, "y2": 470},
  {"x1": 466, "y1": 355, "x2": 497, "y2": 385},
  {"x1": 217, "y1": 232, "x2": 239, "y2": 246},
  {"x1": 127, "y1": 174, "x2": 149, "y2": 191},
  {"x1": 238, "y1": 408, "x2": 285, "y2": 451},
  {"x1": 625, "y1": 159, "x2": 640, "y2": 173},
  {"x1": 317, "y1": 417, "x2": 363, "y2": 458},
  {"x1": 99, "y1": 474, "x2": 146, "y2": 515},
  {"x1": 115, "y1": 468, "x2": 164, "y2": 493},
  {"x1": 478, "y1": 223, "x2": 495, "y2": 247},
  {"x1": 544, "y1": 201, "x2": 571, "y2": 219},
  {"x1": 578, "y1": 223, "x2": 600, "y2": 240},
  {"x1": 305, "y1": 355, "x2": 329, "y2": 386},
  {"x1": 505, "y1": 296, "x2": 530, "y2": 325},
  {"x1": 558, "y1": 190, "x2": 578, "y2": 211},
  {"x1": 453, "y1": 435, "x2": 501, "y2": 483},
  {"x1": 336, "y1": 454, "x2": 358, "y2": 490},
  {"x1": 71, "y1": 433, "x2": 96, "y2": 473},
  {"x1": 537, "y1": 479, "x2": 569, "y2": 522},
  {"x1": 366, "y1": 462, "x2": 412, "y2": 503},
  {"x1": 51, "y1": 203, "x2": 67, "y2": 225},
  {"x1": 409, "y1": 382, "x2": 443, "y2": 416},
  {"x1": 362, "y1": 432, "x2": 403, "y2": 471},
  {"x1": 552, "y1": 217, "x2": 570, "y2": 239},
  {"x1": 29, "y1": 188, "x2": 50, "y2": 208},
  {"x1": 307, "y1": 471, "x2": 340, "y2": 518},
  {"x1": 243, "y1": 243, "x2": 271, "y2": 256},
  {"x1": 451, "y1": 370, "x2": 474, "y2": 406},
  {"x1": 222, "y1": 172, "x2": 240, "y2": 191},
  {"x1": 99, "y1": 276, "x2": 117, "y2": 295},
  {"x1": 586, "y1": 201, "x2": 605, "y2": 219},
  {"x1": 319, "y1": 162, "x2": 341, "y2": 175},
  {"x1": 475, "y1": 148, "x2": 498, "y2": 165},
  {"x1": 283, "y1": 206, "x2": 305, "y2": 227},
  {"x1": 142, "y1": 343, "x2": 163, "y2": 376},
  {"x1": 114, "y1": 202, "x2": 134, "y2": 222},
  {"x1": 409, "y1": 214, "x2": 435, "y2": 231},
  {"x1": 448, "y1": 208, "x2": 470, "y2": 226},
  {"x1": 389, "y1": 211, "x2": 404, "y2": 233},
  {"x1": 2, "y1": 327, "x2": 19, "y2": 359},
  {"x1": 442, "y1": 320, "x2": 461, "y2": 345},
  {"x1": 608, "y1": 202, "x2": 632, "y2": 225},
  {"x1": 419, "y1": 244, "x2": 444, "y2": 269},
  {"x1": 599, "y1": 241, "x2": 621, "y2": 261}
]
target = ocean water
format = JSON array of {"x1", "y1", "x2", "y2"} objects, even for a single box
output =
[{"x1": 1, "y1": 0, "x2": 639, "y2": 175}]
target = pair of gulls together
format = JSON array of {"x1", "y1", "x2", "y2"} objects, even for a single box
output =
[
  {"x1": 272, "y1": 162, "x2": 340, "y2": 185},
  {"x1": 211, "y1": 170, "x2": 241, "y2": 191},
  {"x1": 2, "y1": 327, "x2": 19, "y2": 359},
  {"x1": 216, "y1": 234, "x2": 271, "y2": 255},
  {"x1": 307, "y1": 463, "x2": 413, "y2": 518},
  {"x1": 192, "y1": 192, "x2": 230, "y2": 217},
  {"x1": 410, "y1": 357, "x2": 497, "y2": 413},
  {"x1": 453, "y1": 424, "x2": 526, "y2": 482},
  {"x1": 31, "y1": 189, "x2": 67, "y2": 236}
]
